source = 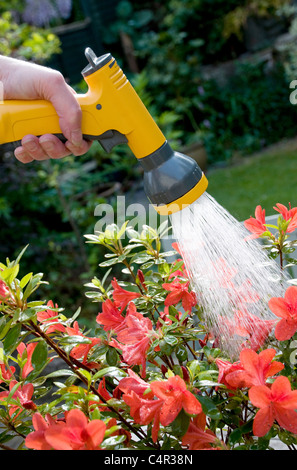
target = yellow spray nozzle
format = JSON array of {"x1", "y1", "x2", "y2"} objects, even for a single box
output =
[{"x1": 0, "y1": 47, "x2": 208, "y2": 213}]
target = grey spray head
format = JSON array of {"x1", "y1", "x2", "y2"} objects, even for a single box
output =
[{"x1": 138, "y1": 141, "x2": 207, "y2": 214}]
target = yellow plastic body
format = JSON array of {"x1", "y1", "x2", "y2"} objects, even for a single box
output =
[
  {"x1": 153, "y1": 173, "x2": 208, "y2": 215},
  {"x1": 0, "y1": 55, "x2": 166, "y2": 159}
]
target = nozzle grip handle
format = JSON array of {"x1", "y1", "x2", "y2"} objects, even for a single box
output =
[
  {"x1": 0, "y1": 96, "x2": 112, "y2": 147},
  {"x1": 4, "y1": 130, "x2": 128, "y2": 155}
]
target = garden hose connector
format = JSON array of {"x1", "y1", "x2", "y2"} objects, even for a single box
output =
[{"x1": 0, "y1": 47, "x2": 208, "y2": 214}]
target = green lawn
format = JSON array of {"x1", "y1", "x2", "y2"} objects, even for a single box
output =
[{"x1": 206, "y1": 145, "x2": 297, "y2": 222}]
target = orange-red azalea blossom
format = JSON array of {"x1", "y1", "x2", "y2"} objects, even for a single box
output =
[
  {"x1": 37, "y1": 300, "x2": 65, "y2": 334},
  {"x1": 268, "y1": 286, "x2": 297, "y2": 341},
  {"x1": 249, "y1": 376, "x2": 297, "y2": 437},
  {"x1": 162, "y1": 279, "x2": 197, "y2": 313},
  {"x1": 28, "y1": 408, "x2": 107, "y2": 450},
  {"x1": 150, "y1": 375, "x2": 202, "y2": 426},
  {"x1": 66, "y1": 321, "x2": 100, "y2": 364},
  {"x1": 96, "y1": 298, "x2": 124, "y2": 332},
  {"x1": 111, "y1": 277, "x2": 141, "y2": 311},
  {"x1": 224, "y1": 348, "x2": 284, "y2": 389},
  {"x1": 273, "y1": 203, "x2": 297, "y2": 233},
  {"x1": 25, "y1": 413, "x2": 62, "y2": 450},
  {"x1": 244, "y1": 205, "x2": 267, "y2": 239},
  {"x1": 182, "y1": 412, "x2": 221, "y2": 450}
]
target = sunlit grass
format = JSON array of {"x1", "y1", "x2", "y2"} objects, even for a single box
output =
[{"x1": 207, "y1": 146, "x2": 297, "y2": 221}]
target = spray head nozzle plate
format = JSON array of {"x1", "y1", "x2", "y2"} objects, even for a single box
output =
[{"x1": 139, "y1": 141, "x2": 208, "y2": 215}]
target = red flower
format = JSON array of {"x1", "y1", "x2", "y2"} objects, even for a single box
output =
[
  {"x1": 27, "y1": 409, "x2": 106, "y2": 450},
  {"x1": 25, "y1": 413, "x2": 61, "y2": 450},
  {"x1": 172, "y1": 242, "x2": 182, "y2": 255},
  {"x1": 244, "y1": 205, "x2": 267, "y2": 239},
  {"x1": 268, "y1": 286, "x2": 297, "y2": 341},
  {"x1": 123, "y1": 390, "x2": 163, "y2": 443},
  {"x1": 162, "y1": 279, "x2": 197, "y2": 313},
  {"x1": 150, "y1": 375, "x2": 202, "y2": 426},
  {"x1": 221, "y1": 309, "x2": 276, "y2": 352},
  {"x1": 182, "y1": 412, "x2": 219, "y2": 450},
  {"x1": 87, "y1": 377, "x2": 113, "y2": 412},
  {"x1": 66, "y1": 321, "x2": 100, "y2": 365},
  {"x1": 274, "y1": 203, "x2": 297, "y2": 233},
  {"x1": 237, "y1": 310, "x2": 276, "y2": 351},
  {"x1": 114, "y1": 303, "x2": 157, "y2": 377},
  {"x1": 37, "y1": 300, "x2": 65, "y2": 334},
  {"x1": 123, "y1": 375, "x2": 202, "y2": 443},
  {"x1": 17, "y1": 342, "x2": 38, "y2": 379},
  {"x1": 249, "y1": 376, "x2": 297, "y2": 437},
  {"x1": 0, "y1": 280, "x2": 9, "y2": 297},
  {"x1": 96, "y1": 299, "x2": 124, "y2": 332},
  {"x1": 118, "y1": 368, "x2": 154, "y2": 399},
  {"x1": 0, "y1": 363, "x2": 15, "y2": 383},
  {"x1": 233, "y1": 280, "x2": 260, "y2": 305},
  {"x1": 216, "y1": 358, "x2": 244, "y2": 391},
  {"x1": 111, "y1": 278, "x2": 141, "y2": 311},
  {"x1": 0, "y1": 279, "x2": 11, "y2": 304},
  {"x1": 224, "y1": 348, "x2": 284, "y2": 389},
  {"x1": 214, "y1": 258, "x2": 238, "y2": 289},
  {"x1": 0, "y1": 380, "x2": 36, "y2": 418}
]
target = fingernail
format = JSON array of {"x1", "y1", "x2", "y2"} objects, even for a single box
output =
[
  {"x1": 14, "y1": 148, "x2": 25, "y2": 158},
  {"x1": 70, "y1": 129, "x2": 82, "y2": 146},
  {"x1": 41, "y1": 140, "x2": 54, "y2": 152},
  {"x1": 24, "y1": 139, "x2": 37, "y2": 151}
]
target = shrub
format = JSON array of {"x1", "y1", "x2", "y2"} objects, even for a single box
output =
[{"x1": 0, "y1": 203, "x2": 297, "y2": 450}]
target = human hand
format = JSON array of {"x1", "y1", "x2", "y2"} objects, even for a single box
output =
[{"x1": 0, "y1": 56, "x2": 92, "y2": 163}]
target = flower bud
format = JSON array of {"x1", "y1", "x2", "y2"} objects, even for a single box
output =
[{"x1": 181, "y1": 366, "x2": 190, "y2": 383}]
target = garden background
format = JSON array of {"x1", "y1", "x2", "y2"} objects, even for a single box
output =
[{"x1": 1, "y1": 0, "x2": 297, "y2": 324}]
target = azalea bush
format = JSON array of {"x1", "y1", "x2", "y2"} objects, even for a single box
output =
[{"x1": 1, "y1": 204, "x2": 297, "y2": 451}]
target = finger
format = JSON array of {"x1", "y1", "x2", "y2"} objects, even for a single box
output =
[
  {"x1": 66, "y1": 84, "x2": 79, "y2": 96},
  {"x1": 43, "y1": 73, "x2": 83, "y2": 147},
  {"x1": 39, "y1": 134, "x2": 71, "y2": 159},
  {"x1": 65, "y1": 140, "x2": 93, "y2": 156},
  {"x1": 21, "y1": 134, "x2": 49, "y2": 161},
  {"x1": 14, "y1": 147, "x2": 34, "y2": 164}
]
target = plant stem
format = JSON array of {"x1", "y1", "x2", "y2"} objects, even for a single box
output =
[{"x1": 27, "y1": 319, "x2": 157, "y2": 447}]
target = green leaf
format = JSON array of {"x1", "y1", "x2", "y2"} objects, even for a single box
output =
[
  {"x1": 0, "y1": 317, "x2": 13, "y2": 341},
  {"x1": 45, "y1": 369, "x2": 77, "y2": 379},
  {"x1": 171, "y1": 409, "x2": 190, "y2": 437},
  {"x1": 99, "y1": 257, "x2": 120, "y2": 267},
  {"x1": 101, "y1": 268, "x2": 112, "y2": 288},
  {"x1": 228, "y1": 428, "x2": 242, "y2": 446},
  {"x1": 14, "y1": 245, "x2": 29, "y2": 265},
  {"x1": 164, "y1": 335, "x2": 179, "y2": 346},
  {"x1": 117, "y1": 221, "x2": 129, "y2": 239},
  {"x1": 92, "y1": 367, "x2": 127, "y2": 381},
  {"x1": 102, "y1": 435, "x2": 126, "y2": 448},
  {"x1": 130, "y1": 253, "x2": 153, "y2": 264},
  {"x1": 31, "y1": 340, "x2": 48, "y2": 371},
  {"x1": 61, "y1": 335, "x2": 91, "y2": 345},
  {"x1": 19, "y1": 307, "x2": 38, "y2": 322},
  {"x1": 7, "y1": 381, "x2": 21, "y2": 402},
  {"x1": 23, "y1": 273, "x2": 44, "y2": 301},
  {"x1": 175, "y1": 345, "x2": 188, "y2": 362},
  {"x1": 3, "y1": 323, "x2": 21, "y2": 354},
  {"x1": 19, "y1": 272, "x2": 33, "y2": 289},
  {"x1": 106, "y1": 348, "x2": 119, "y2": 366},
  {"x1": 0, "y1": 265, "x2": 19, "y2": 284},
  {"x1": 141, "y1": 261, "x2": 154, "y2": 269},
  {"x1": 198, "y1": 395, "x2": 222, "y2": 420}
]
